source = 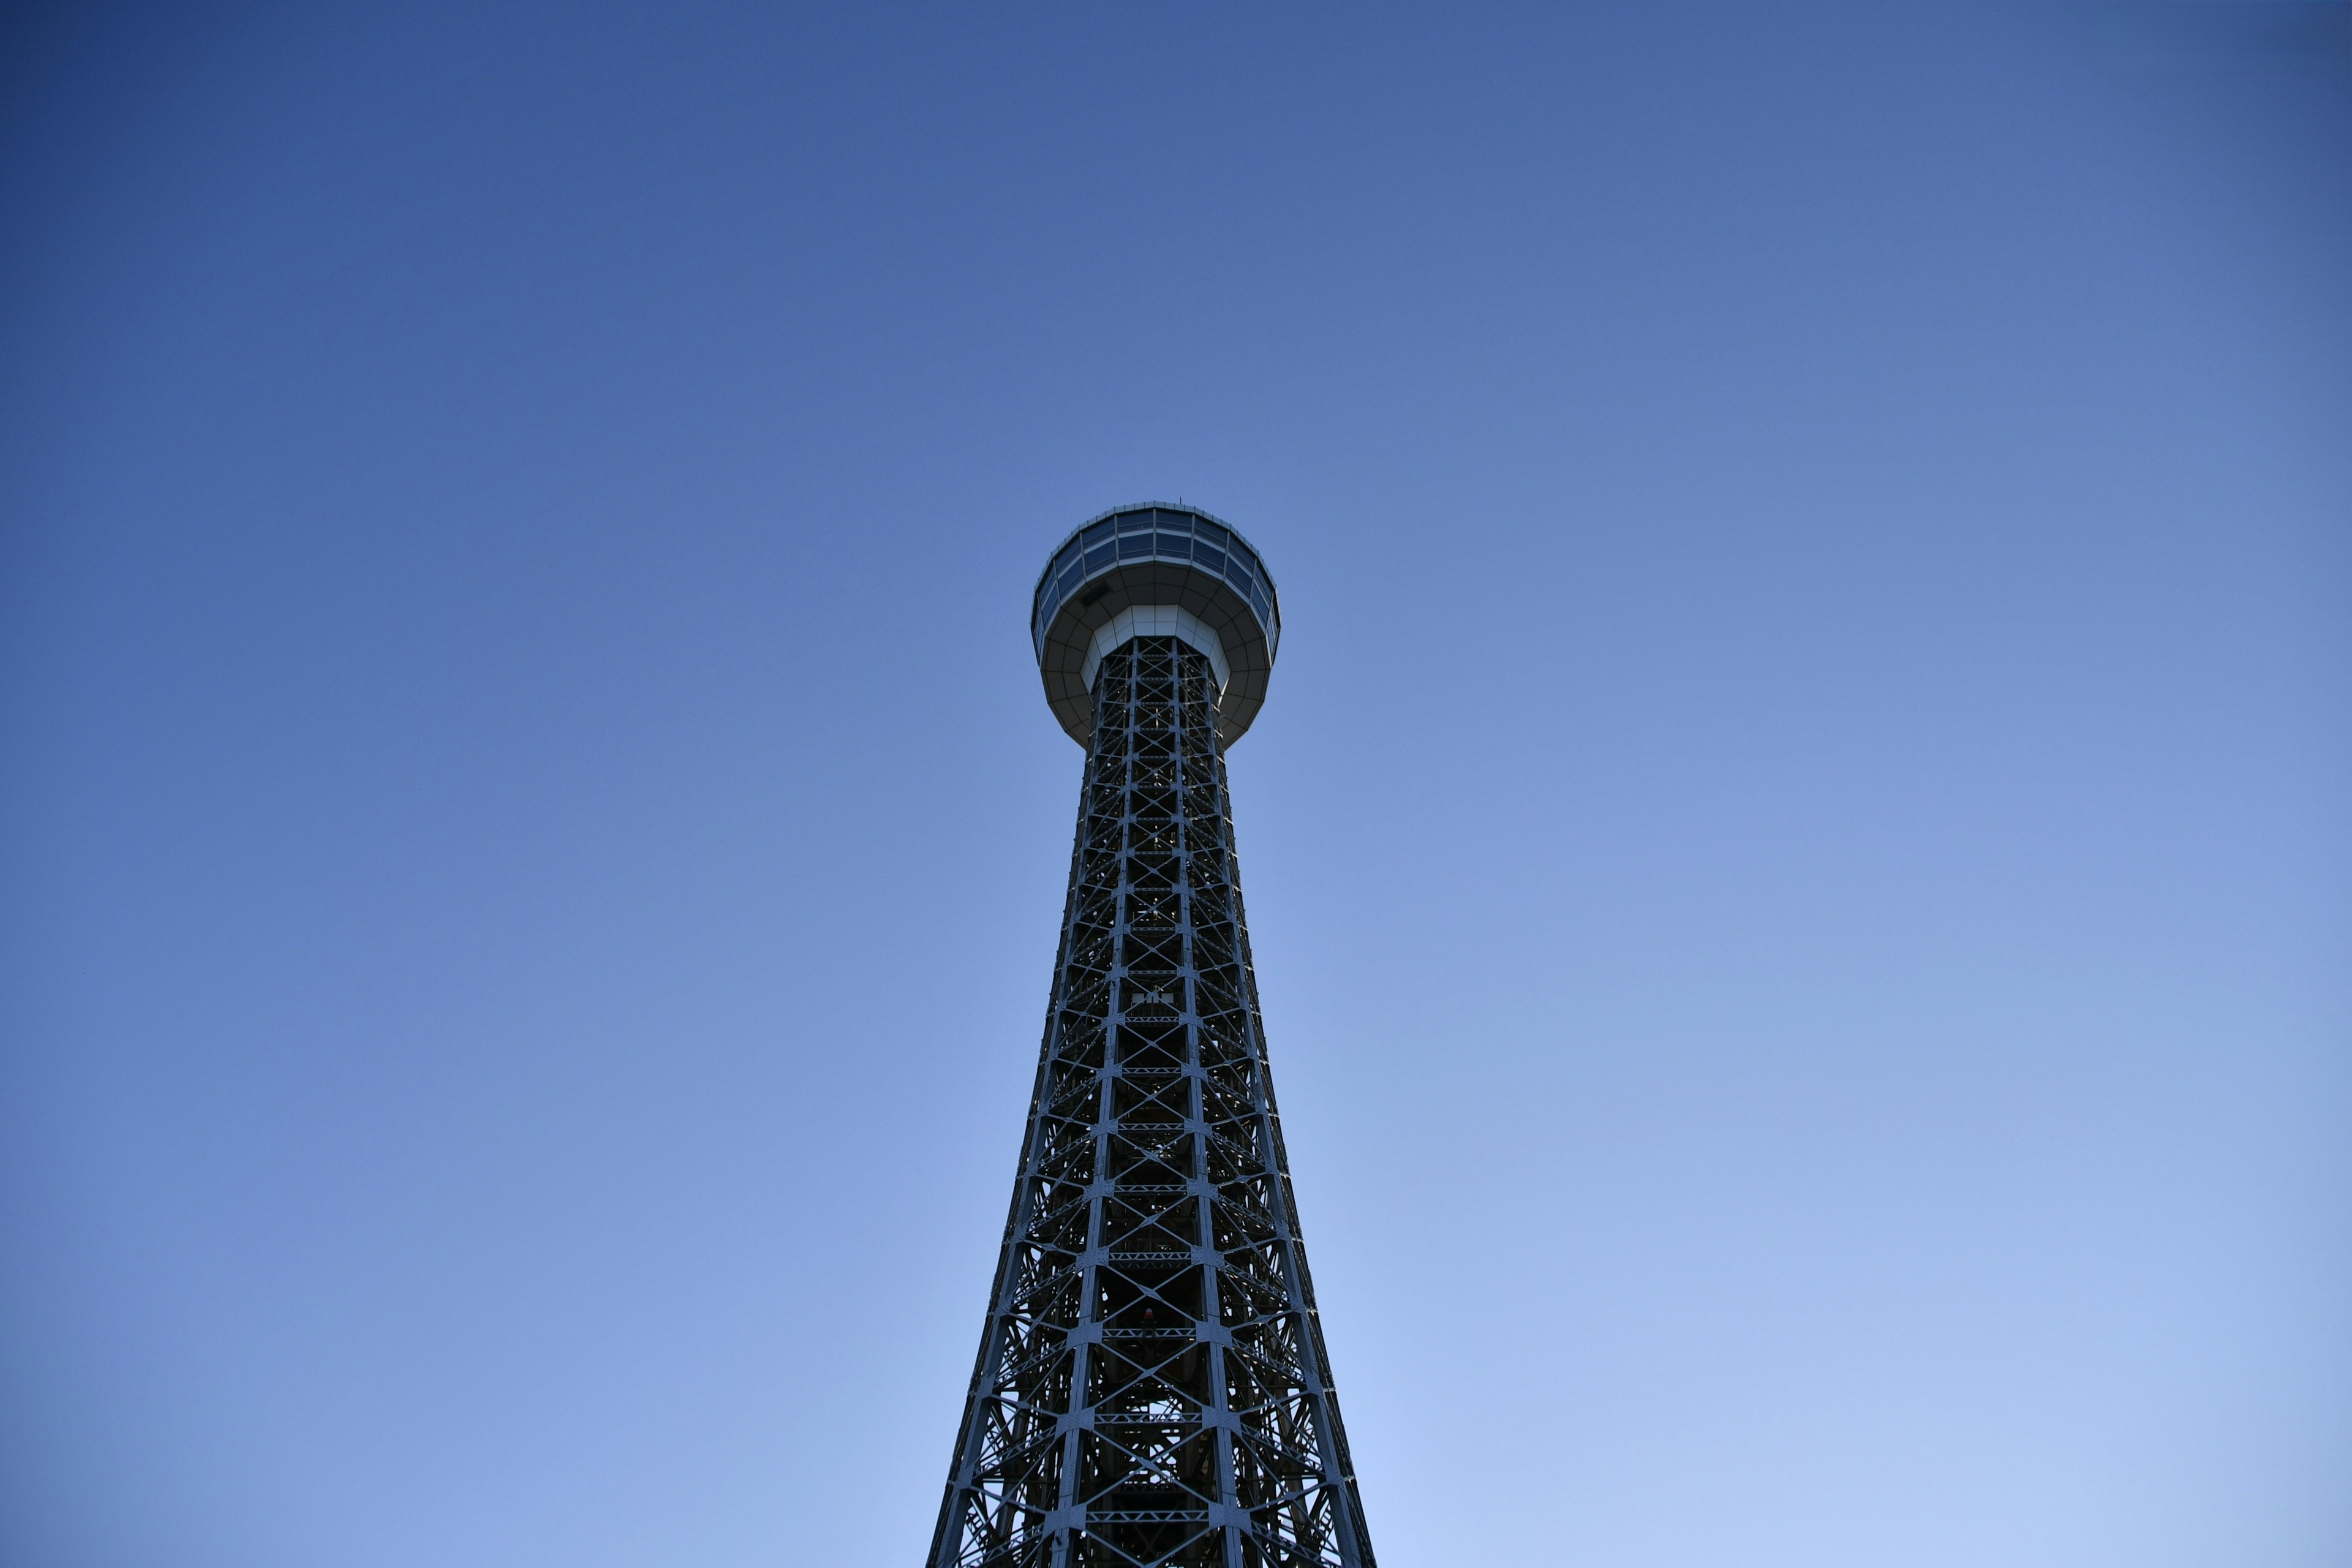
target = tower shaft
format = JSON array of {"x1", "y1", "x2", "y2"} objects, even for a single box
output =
[{"x1": 930, "y1": 638, "x2": 1374, "y2": 1568}]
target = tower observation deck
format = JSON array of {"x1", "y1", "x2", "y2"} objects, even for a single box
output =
[{"x1": 927, "y1": 505, "x2": 1376, "y2": 1568}]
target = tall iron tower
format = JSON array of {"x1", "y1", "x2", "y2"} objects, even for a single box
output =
[{"x1": 927, "y1": 507, "x2": 1376, "y2": 1568}]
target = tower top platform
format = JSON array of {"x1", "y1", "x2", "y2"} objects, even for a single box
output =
[{"x1": 1031, "y1": 503, "x2": 1281, "y2": 748}]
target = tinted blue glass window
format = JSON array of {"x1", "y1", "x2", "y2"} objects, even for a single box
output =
[
  {"x1": 1194, "y1": 522, "x2": 1228, "y2": 549},
  {"x1": 1058, "y1": 565, "x2": 1081, "y2": 597},
  {"x1": 1194, "y1": 545, "x2": 1226, "y2": 573},
  {"x1": 1224, "y1": 560, "x2": 1252, "y2": 591},
  {"x1": 1159, "y1": 512, "x2": 1193, "y2": 534},
  {"x1": 1249, "y1": 584, "x2": 1270, "y2": 622},
  {"x1": 1116, "y1": 511, "x2": 1152, "y2": 533},
  {"x1": 1118, "y1": 535, "x2": 1153, "y2": 559},
  {"x1": 1085, "y1": 544, "x2": 1115, "y2": 571},
  {"x1": 1084, "y1": 522, "x2": 1114, "y2": 548},
  {"x1": 1041, "y1": 586, "x2": 1060, "y2": 625},
  {"x1": 1056, "y1": 545, "x2": 1080, "y2": 578}
]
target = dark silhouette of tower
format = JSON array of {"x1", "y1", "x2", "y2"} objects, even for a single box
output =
[{"x1": 927, "y1": 507, "x2": 1376, "y2": 1568}]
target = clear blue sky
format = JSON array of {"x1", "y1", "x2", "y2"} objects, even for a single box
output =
[{"x1": 3, "y1": 4, "x2": 2346, "y2": 1564}]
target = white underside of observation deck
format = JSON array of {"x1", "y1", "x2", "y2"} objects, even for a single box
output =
[{"x1": 1082, "y1": 605, "x2": 1231, "y2": 693}]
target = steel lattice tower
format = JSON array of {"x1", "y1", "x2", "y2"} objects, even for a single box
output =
[{"x1": 927, "y1": 507, "x2": 1376, "y2": 1568}]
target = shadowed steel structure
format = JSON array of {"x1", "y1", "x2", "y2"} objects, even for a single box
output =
[{"x1": 927, "y1": 507, "x2": 1376, "y2": 1568}]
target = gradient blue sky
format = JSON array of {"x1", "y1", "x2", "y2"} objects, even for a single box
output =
[{"x1": 4, "y1": 4, "x2": 2348, "y2": 1564}]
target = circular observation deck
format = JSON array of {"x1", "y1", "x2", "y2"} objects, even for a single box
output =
[{"x1": 1032, "y1": 503, "x2": 1281, "y2": 749}]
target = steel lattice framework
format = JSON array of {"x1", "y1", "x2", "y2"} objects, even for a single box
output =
[{"x1": 927, "y1": 612, "x2": 1374, "y2": 1567}]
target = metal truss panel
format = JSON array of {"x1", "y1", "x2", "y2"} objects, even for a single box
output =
[{"x1": 929, "y1": 638, "x2": 1375, "y2": 1568}]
